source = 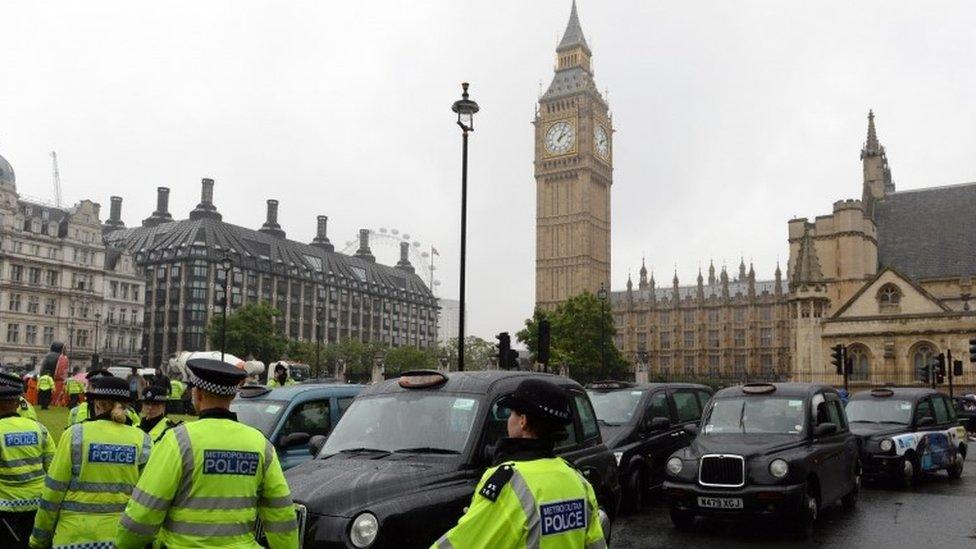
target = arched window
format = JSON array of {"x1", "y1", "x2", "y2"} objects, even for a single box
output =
[
  {"x1": 912, "y1": 344, "x2": 936, "y2": 382},
  {"x1": 848, "y1": 346, "x2": 870, "y2": 382},
  {"x1": 878, "y1": 284, "x2": 901, "y2": 309}
]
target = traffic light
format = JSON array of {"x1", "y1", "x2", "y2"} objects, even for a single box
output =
[
  {"x1": 954, "y1": 359, "x2": 964, "y2": 377},
  {"x1": 505, "y1": 349, "x2": 520, "y2": 370},
  {"x1": 933, "y1": 354, "x2": 946, "y2": 385},
  {"x1": 830, "y1": 345, "x2": 845, "y2": 376},
  {"x1": 496, "y1": 332, "x2": 511, "y2": 369},
  {"x1": 538, "y1": 319, "x2": 551, "y2": 366},
  {"x1": 970, "y1": 337, "x2": 976, "y2": 363}
]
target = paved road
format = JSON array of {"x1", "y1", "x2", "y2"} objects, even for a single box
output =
[{"x1": 613, "y1": 452, "x2": 976, "y2": 547}]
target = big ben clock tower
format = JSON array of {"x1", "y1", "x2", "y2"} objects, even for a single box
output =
[{"x1": 535, "y1": 1, "x2": 613, "y2": 310}]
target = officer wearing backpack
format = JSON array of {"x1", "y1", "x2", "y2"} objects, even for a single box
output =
[{"x1": 432, "y1": 378, "x2": 606, "y2": 549}]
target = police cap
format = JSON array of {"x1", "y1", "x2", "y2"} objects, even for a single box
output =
[
  {"x1": 87, "y1": 372, "x2": 132, "y2": 401},
  {"x1": 0, "y1": 372, "x2": 24, "y2": 399},
  {"x1": 142, "y1": 384, "x2": 169, "y2": 403},
  {"x1": 496, "y1": 378, "x2": 573, "y2": 424},
  {"x1": 186, "y1": 358, "x2": 246, "y2": 396}
]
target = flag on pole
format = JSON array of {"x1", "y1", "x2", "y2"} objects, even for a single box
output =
[{"x1": 431, "y1": 246, "x2": 440, "y2": 256}]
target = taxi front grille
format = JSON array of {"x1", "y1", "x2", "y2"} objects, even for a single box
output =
[{"x1": 699, "y1": 455, "x2": 745, "y2": 487}]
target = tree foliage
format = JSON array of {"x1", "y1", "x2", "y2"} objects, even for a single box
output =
[
  {"x1": 441, "y1": 336, "x2": 497, "y2": 371},
  {"x1": 383, "y1": 345, "x2": 437, "y2": 375},
  {"x1": 206, "y1": 302, "x2": 287, "y2": 366},
  {"x1": 516, "y1": 291, "x2": 628, "y2": 383}
]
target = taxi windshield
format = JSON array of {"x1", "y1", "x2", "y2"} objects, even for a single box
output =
[
  {"x1": 320, "y1": 393, "x2": 481, "y2": 456},
  {"x1": 230, "y1": 399, "x2": 288, "y2": 437},
  {"x1": 703, "y1": 397, "x2": 806, "y2": 436},
  {"x1": 587, "y1": 389, "x2": 645, "y2": 425},
  {"x1": 845, "y1": 399, "x2": 913, "y2": 425}
]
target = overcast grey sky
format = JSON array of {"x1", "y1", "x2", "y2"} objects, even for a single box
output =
[{"x1": 1, "y1": 1, "x2": 974, "y2": 341}]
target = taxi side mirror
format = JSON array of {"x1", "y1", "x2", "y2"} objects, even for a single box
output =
[
  {"x1": 309, "y1": 435, "x2": 327, "y2": 457},
  {"x1": 814, "y1": 423, "x2": 837, "y2": 437},
  {"x1": 279, "y1": 432, "x2": 311, "y2": 449},
  {"x1": 646, "y1": 417, "x2": 670, "y2": 432},
  {"x1": 683, "y1": 424, "x2": 699, "y2": 436}
]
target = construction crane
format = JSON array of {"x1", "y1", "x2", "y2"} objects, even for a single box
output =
[{"x1": 49, "y1": 151, "x2": 63, "y2": 208}]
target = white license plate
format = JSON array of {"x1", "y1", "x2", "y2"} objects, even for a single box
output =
[{"x1": 697, "y1": 496, "x2": 743, "y2": 509}]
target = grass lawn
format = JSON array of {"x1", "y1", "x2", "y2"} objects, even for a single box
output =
[{"x1": 35, "y1": 406, "x2": 194, "y2": 441}]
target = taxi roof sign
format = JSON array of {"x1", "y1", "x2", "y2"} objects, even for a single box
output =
[
  {"x1": 238, "y1": 384, "x2": 271, "y2": 398},
  {"x1": 741, "y1": 383, "x2": 776, "y2": 395},
  {"x1": 870, "y1": 388, "x2": 895, "y2": 398},
  {"x1": 585, "y1": 380, "x2": 635, "y2": 391},
  {"x1": 398, "y1": 370, "x2": 448, "y2": 389}
]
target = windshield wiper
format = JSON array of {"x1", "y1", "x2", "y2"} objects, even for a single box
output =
[
  {"x1": 597, "y1": 419, "x2": 622, "y2": 426},
  {"x1": 878, "y1": 421, "x2": 908, "y2": 425},
  {"x1": 393, "y1": 447, "x2": 460, "y2": 455},
  {"x1": 850, "y1": 420, "x2": 877, "y2": 423},
  {"x1": 338, "y1": 447, "x2": 391, "y2": 455}
]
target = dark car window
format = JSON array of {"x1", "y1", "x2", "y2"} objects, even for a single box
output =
[
  {"x1": 280, "y1": 400, "x2": 332, "y2": 439},
  {"x1": 587, "y1": 388, "x2": 646, "y2": 425},
  {"x1": 646, "y1": 391, "x2": 670, "y2": 423},
  {"x1": 574, "y1": 394, "x2": 600, "y2": 441},
  {"x1": 703, "y1": 397, "x2": 805, "y2": 436},
  {"x1": 915, "y1": 399, "x2": 934, "y2": 424},
  {"x1": 932, "y1": 396, "x2": 950, "y2": 425},
  {"x1": 484, "y1": 400, "x2": 578, "y2": 453},
  {"x1": 826, "y1": 399, "x2": 847, "y2": 431},
  {"x1": 229, "y1": 399, "x2": 288, "y2": 437},
  {"x1": 945, "y1": 397, "x2": 959, "y2": 421},
  {"x1": 337, "y1": 396, "x2": 355, "y2": 416},
  {"x1": 694, "y1": 389, "x2": 713, "y2": 412},
  {"x1": 672, "y1": 390, "x2": 701, "y2": 423}
]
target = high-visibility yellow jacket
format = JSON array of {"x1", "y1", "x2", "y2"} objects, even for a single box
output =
[
  {"x1": 141, "y1": 416, "x2": 182, "y2": 445},
  {"x1": 69, "y1": 404, "x2": 141, "y2": 427},
  {"x1": 0, "y1": 413, "x2": 55, "y2": 513},
  {"x1": 169, "y1": 379, "x2": 185, "y2": 400},
  {"x1": 65, "y1": 379, "x2": 85, "y2": 395},
  {"x1": 432, "y1": 457, "x2": 606, "y2": 549},
  {"x1": 37, "y1": 375, "x2": 54, "y2": 392},
  {"x1": 30, "y1": 418, "x2": 152, "y2": 548},
  {"x1": 17, "y1": 397, "x2": 37, "y2": 421},
  {"x1": 267, "y1": 378, "x2": 296, "y2": 388},
  {"x1": 116, "y1": 409, "x2": 299, "y2": 549}
]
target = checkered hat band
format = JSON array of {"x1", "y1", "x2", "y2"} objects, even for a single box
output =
[
  {"x1": 87, "y1": 387, "x2": 130, "y2": 399},
  {"x1": 188, "y1": 370, "x2": 239, "y2": 396}
]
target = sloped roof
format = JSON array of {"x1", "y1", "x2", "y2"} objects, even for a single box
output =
[
  {"x1": 557, "y1": 1, "x2": 590, "y2": 53},
  {"x1": 103, "y1": 217, "x2": 433, "y2": 301},
  {"x1": 876, "y1": 182, "x2": 976, "y2": 280}
]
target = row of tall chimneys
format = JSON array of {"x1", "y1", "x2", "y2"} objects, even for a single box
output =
[{"x1": 101, "y1": 179, "x2": 412, "y2": 272}]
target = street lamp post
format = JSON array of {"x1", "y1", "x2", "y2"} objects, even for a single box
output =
[
  {"x1": 219, "y1": 257, "x2": 233, "y2": 362},
  {"x1": 451, "y1": 82, "x2": 479, "y2": 372},
  {"x1": 315, "y1": 305, "x2": 323, "y2": 377},
  {"x1": 598, "y1": 283, "x2": 608, "y2": 373}
]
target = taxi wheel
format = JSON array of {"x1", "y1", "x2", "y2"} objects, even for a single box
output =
[
  {"x1": 669, "y1": 508, "x2": 696, "y2": 531},
  {"x1": 947, "y1": 454, "x2": 964, "y2": 480},
  {"x1": 790, "y1": 489, "x2": 818, "y2": 539},
  {"x1": 622, "y1": 469, "x2": 646, "y2": 513},
  {"x1": 898, "y1": 455, "x2": 919, "y2": 489},
  {"x1": 841, "y1": 462, "x2": 860, "y2": 511}
]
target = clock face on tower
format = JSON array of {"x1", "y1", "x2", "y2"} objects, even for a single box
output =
[
  {"x1": 594, "y1": 125, "x2": 609, "y2": 159},
  {"x1": 545, "y1": 121, "x2": 576, "y2": 155}
]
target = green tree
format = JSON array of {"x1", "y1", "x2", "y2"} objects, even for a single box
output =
[
  {"x1": 516, "y1": 291, "x2": 627, "y2": 383},
  {"x1": 442, "y1": 336, "x2": 497, "y2": 371},
  {"x1": 207, "y1": 302, "x2": 287, "y2": 366},
  {"x1": 383, "y1": 346, "x2": 436, "y2": 376}
]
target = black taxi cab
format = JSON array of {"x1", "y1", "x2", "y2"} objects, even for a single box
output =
[
  {"x1": 585, "y1": 380, "x2": 713, "y2": 512},
  {"x1": 846, "y1": 387, "x2": 967, "y2": 487},
  {"x1": 284, "y1": 370, "x2": 620, "y2": 548},
  {"x1": 664, "y1": 383, "x2": 859, "y2": 538}
]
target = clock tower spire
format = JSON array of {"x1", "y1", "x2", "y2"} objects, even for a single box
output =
[{"x1": 534, "y1": 1, "x2": 613, "y2": 311}]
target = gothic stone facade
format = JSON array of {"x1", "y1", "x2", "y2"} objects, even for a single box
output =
[{"x1": 534, "y1": 2, "x2": 612, "y2": 310}]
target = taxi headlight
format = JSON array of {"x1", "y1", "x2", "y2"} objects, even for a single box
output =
[
  {"x1": 666, "y1": 457, "x2": 683, "y2": 475},
  {"x1": 880, "y1": 439, "x2": 894, "y2": 452},
  {"x1": 613, "y1": 452, "x2": 623, "y2": 466},
  {"x1": 349, "y1": 512, "x2": 379, "y2": 548},
  {"x1": 769, "y1": 459, "x2": 789, "y2": 479}
]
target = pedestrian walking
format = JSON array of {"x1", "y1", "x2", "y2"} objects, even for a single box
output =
[
  {"x1": 139, "y1": 385, "x2": 182, "y2": 444},
  {"x1": 432, "y1": 378, "x2": 607, "y2": 549},
  {"x1": 29, "y1": 370, "x2": 152, "y2": 549},
  {"x1": 35, "y1": 374, "x2": 54, "y2": 411},
  {"x1": 0, "y1": 372, "x2": 55, "y2": 548},
  {"x1": 168, "y1": 376, "x2": 186, "y2": 415},
  {"x1": 116, "y1": 358, "x2": 298, "y2": 548},
  {"x1": 64, "y1": 370, "x2": 85, "y2": 409}
]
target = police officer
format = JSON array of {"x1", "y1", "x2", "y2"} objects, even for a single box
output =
[
  {"x1": 432, "y1": 378, "x2": 606, "y2": 549},
  {"x1": 139, "y1": 385, "x2": 182, "y2": 444},
  {"x1": 64, "y1": 369, "x2": 85, "y2": 409},
  {"x1": 168, "y1": 376, "x2": 186, "y2": 415},
  {"x1": 0, "y1": 373, "x2": 55, "y2": 548},
  {"x1": 267, "y1": 363, "x2": 296, "y2": 388},
  {"x1": 35, "y1": 374, "x2": 54, "y2": 410},
  {"x1": 67, "y1": 370, "x2": 140, "y2": 427},
  {"x1": 30, "y1": 370, "x2": 152, "y2": 549},
  {"x1": 16, "y1": 397, "x2": 37, "y2": 421},
  {"x1": 116, "y1": 358, "x2": 298, "y2": 548}
]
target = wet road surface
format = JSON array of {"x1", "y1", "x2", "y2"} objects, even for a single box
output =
[{"x1": 613, "y1": 452, "x2": 976, "y2": 547}]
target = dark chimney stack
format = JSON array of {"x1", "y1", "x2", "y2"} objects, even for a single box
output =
[
  {"x1": 142, "y1": 187, "x2": 174, "y2": 227},
  {"x1": 189, "y1": 178, "x2": 222, "y2": 221},
  {"x1": 103, "y1": 196, "x2": 126, "y2": 234},
  {"x1": 354, "y1": 229, "x2": 375, "y2": 263},
  {"x1": 259, "y1": 199, "x2": 286, "y2": 238},
  {"x1": 396, "y1": 241, "x2": 414, "y2": 273},
  {"x1": 311, "y1": 215, "x2": 334, "y2": 252}
]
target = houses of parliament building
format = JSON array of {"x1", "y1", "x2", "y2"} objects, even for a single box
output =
[{"x1": 535, "y1": 3, "x2": 976, "y2": 387}]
